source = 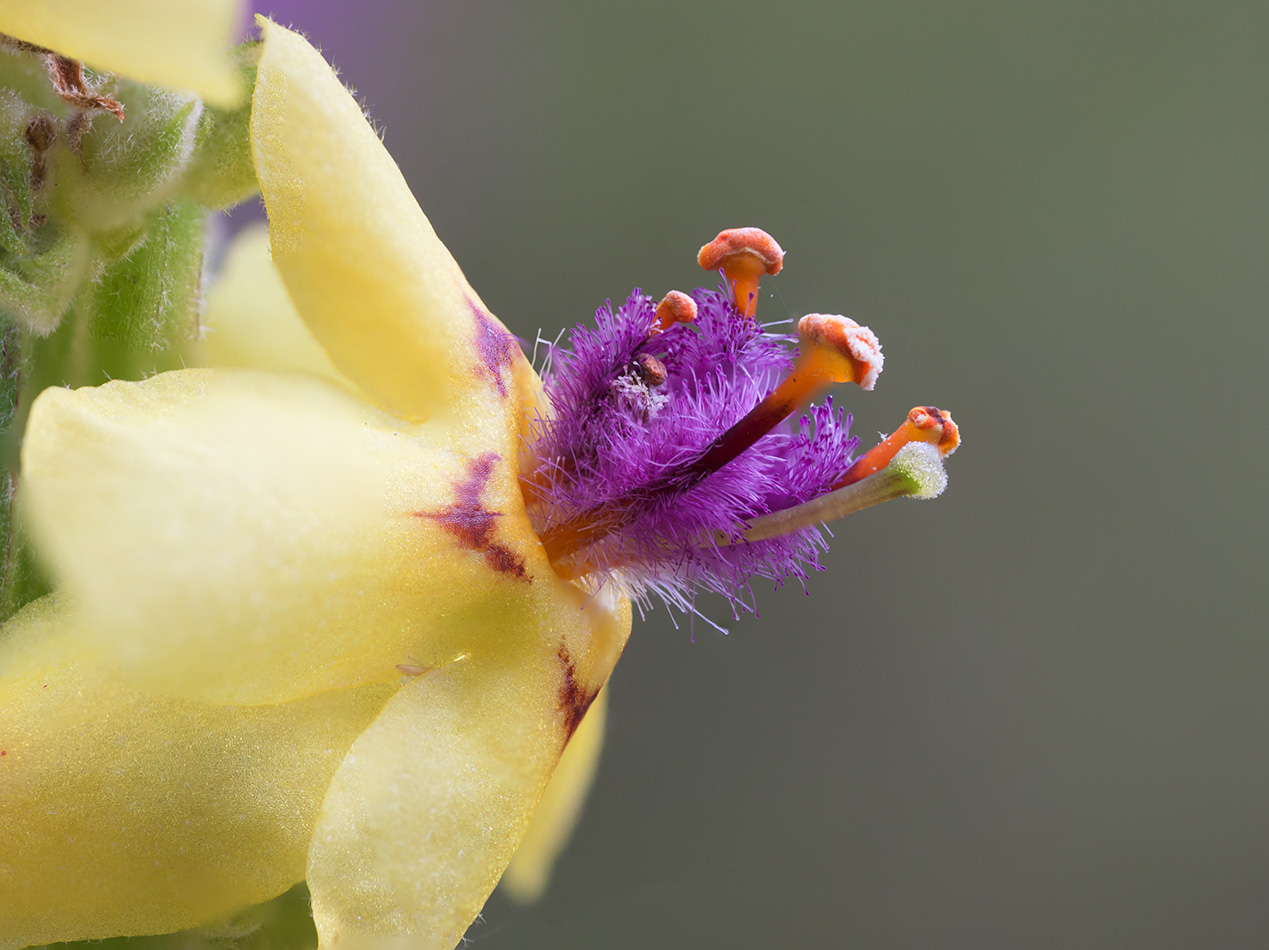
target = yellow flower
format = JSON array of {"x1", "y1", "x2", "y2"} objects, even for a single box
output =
[
  {"x1": 1, "y1": 17, "x2": 629, "y2": 950},
  {"x1": 1, "y1": 5, "x2": 962, "y2": 946},
  {"x1": 0, "y1": 0, "x2": 245, "y2": 106}
]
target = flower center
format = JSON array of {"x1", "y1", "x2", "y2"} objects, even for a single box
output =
[{"x1": 521, "y1": 227, "x2": 957, "y2": 614}]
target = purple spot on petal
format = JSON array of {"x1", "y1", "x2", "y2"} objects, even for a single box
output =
[
  {"x1": 557, "y1": 641, "x2": 598, "y2": 743},
  {"x1": 471, "y1": 300, "x2": 519, "y2": 398},
  {"x1": 416, "y1": 451, "x2": 530, "y2": 582}
]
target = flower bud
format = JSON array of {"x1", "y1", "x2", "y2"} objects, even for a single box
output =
[
  {"x1": 60, "y1": 80, "x2": 204, "y2": 234},
  {"x1": 0, "y1": 216, "x2": 90, "y2": 335}
]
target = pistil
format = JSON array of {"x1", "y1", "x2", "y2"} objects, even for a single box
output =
[
  {"x1": 682, "y1": 313, "x2": 881, "y2": 481},
  {"x1": 725, "y1": 442, "x2": 949, "y2": 544}
]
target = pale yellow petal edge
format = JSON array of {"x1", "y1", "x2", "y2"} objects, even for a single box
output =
[
  {"x1": 502, "y1": 686, "x2": 610, "y2": 903},
  {"x1": 0, "y1": 0, "x2": 245, "y2": 106}
]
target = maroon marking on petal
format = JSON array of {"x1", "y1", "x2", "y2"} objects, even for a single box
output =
[
  {"x1": 415, "y1": 451, "x2": 530, "y2": 582},
  {"x1": 470, "y1": 300, "x2": 519, "y2": 398},
  {"x1": 557, "y1": 641, "x2": 599, "y2": 744}
]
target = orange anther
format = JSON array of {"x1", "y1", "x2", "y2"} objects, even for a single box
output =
[
  {"x1": 697, "y1": 227, "x2": 784, "y2": 319},
  {"x1": 834, "y1": 405, "x2": 959, "y2": 489},
  {"x1": 667, "y1": 314, "x2": 883, "y2": 488},
  {"x1": 653, "y1": 290, "x2": 698, "y2": 333},
  {"x1": 796, "y1": 314, "x2": 884, "y2": 391},
  {"x1": 907, "y1": 406, "x2": 960, "y2": 456}
]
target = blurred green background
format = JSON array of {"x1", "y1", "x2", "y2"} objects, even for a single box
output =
[{"x1": 257, "y1": 2, "x2": 1269, "y2": 946}]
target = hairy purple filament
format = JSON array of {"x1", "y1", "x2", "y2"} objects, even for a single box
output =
[{"x1": 522, "y1": 286, "x2": 860, "y2": 617}]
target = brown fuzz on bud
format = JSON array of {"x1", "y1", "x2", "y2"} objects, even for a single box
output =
[
  {"x1": 45, "y1": 54, "x2": 125, "y2": 121},
  {"x1": 652, "y1": 290, "x2": 698, "y2": 334},
  {"x1": 834, "y1": 405, "x2": 959, "y2": 488},
  {"x1": 796, "y1": 314, "x2": 884, "y2": 391},
  {"x1": 697, "y1": 227, "x2": 784, "y2": 319},
  {"x1": 24, "y1": 113, "x2": 56, "y2": 153},
  {"x1": 0, "y1": 34, "x2": 124, "y2": 119},
  {"x1": 25, "y1": 113, "x2": 57, "y2": 194}
]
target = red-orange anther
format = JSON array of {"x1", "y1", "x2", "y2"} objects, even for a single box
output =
[
  {"x1": 697, "y1": 227, "x2": 784, "y2": 319},
  {"x1": 667, "y1": 314, "x2": 884, "y2": 490},
  {"x1": 796, "y1": 314, "x2": 884, "y2": 391},
  {"x1": 834, "y1": 405, "x2": 959, "y2": 488},
  {"x1": 652, "y1": 290, "x2": 698, "y2": 333}
]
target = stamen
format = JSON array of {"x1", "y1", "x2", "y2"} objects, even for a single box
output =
[
  {"x1": 633, "y1": 354, "x2": 667, "y2": 386},
  {"x1": 834, "y1": 405, "x2": 958, "y2": 489},
  {"x1": 697, "y1": 227, "x2": 784, "y2": 319},
  {"x1": 526, "y1": 224, "x2": 960, "y2": 607},
  {"x1": 682, "y1": 314, "x2": 882, "y2": 480},
  {"x1": 652, "y1": 290, "x2": 698, "y2": 334},
  {"x1": 729, "y1": 442, "x2": 948, "y2": 544},
  {"x1": 537, "y1": 313, "x2": 882, "y2": 567}
]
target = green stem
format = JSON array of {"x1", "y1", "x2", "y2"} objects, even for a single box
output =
[{"x1": 0, "y1": 321, "x2": 54, "y2": 620}]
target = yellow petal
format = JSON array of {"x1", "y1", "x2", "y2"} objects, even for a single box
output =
[
  {"x1": 199, "y1": 223, "x2": 344, "y2": 381},
  {"x1": 501, "y1": 686, "x2": 609, "y2": 904},
  {"x1": 0, "y1": 0, "x2": 244, "y2": 107},
  {"x1": 307, "y1": 590, "x2": 630, "y2": 949},
  {"x1": 251, "y1": 19, "x2": 525, "y2": 425},
  {"x1": 0, "y1": 594, "x2": 392, "y2": 948},
  {"x1": 21, "y1": 368, "x2": 610, "y2": 708}
]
